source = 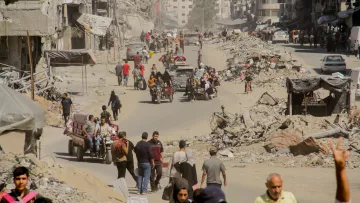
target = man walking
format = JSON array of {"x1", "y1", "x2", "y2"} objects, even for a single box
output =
[
  {"x1": 60, "y1": 93, "x2": 74, "y2": 126},
  {"x1": 254, "y1": 173, "x2": 297, "y2": 203},
  {"x1": 134, "y1": 132, "x2": 155, "y2": 195},
  {"x1": 148, "y1": 131, "x2": 164, "y2": 192},
  {"x1": 115, "y1": 61, "x2": 123, "y2": 86},
  {"x1": 134, "y1": 52, "x2": 141, "y2": 70},
  {"x1": 122, "y1": 60, "x2": 130, "y2": 87},
  {"x1": 123, "y1": 132, "x2": 138, "y2": 185},
  {"x1": 111, "y1": 132, "x2": 128, "y2": 179},
  {"x1": 200, "y1": 146, "x2": 226, "y2": 188}
]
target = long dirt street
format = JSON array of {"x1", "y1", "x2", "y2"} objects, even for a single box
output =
[{"x1": 2, "y1": 43, "x2": 360, "y2": 203}]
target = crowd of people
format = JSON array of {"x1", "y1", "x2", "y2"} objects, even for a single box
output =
[{"x1": 0, "y1": 137, "x2": 352, "y2": 203}]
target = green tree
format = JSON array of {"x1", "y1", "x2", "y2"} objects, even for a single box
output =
[{"x1": 187, "y1": 0, "x2": 218, "y2": 31}]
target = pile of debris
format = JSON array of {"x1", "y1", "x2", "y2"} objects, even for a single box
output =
[
  {"x1": 217, "y1": 34, "x2": 306, "y2": 86},
  {"x1": 198, "y1": 92, "x2": 360, "y2": 168},
  {"x1": 29, "y1": 94, "x2": 63, "y2": 128},
  {"x1": 0, "y1": 153, "x2": 94, "y2": 202}
]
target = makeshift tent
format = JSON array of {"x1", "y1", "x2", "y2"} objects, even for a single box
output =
[
  {"x1": 0, "y1": 84, "x2": 45, "y2": 133},
  {"x1": 44, "y1": 49, "x2": 97, "y2": 95},
  {"x1": 286, "y1": 76, "x2": 351, "y2": 116}
]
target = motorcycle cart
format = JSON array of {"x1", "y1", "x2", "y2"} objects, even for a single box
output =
[
  {"x1": 66, "y1": 113, "x2": 119, "y2": 164},
  {"x1": 135, "y1": 76, "x2": 147, "y2": 90},
  {"x1": 188, "y1": 85, "x2": 217, "y2": 101},
  {"x1": 150, "y1": 84, "x2": 174, "y2": 104}
]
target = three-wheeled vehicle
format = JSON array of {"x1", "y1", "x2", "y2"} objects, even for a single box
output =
[
  {"x1": 150, "y1": 83, "x2": 174, "y2": 104},
  {"x1": 66, "y1": 113, "x2": 119, "y2": 164}
]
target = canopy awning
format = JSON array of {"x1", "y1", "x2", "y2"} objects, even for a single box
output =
[
  {"x1": 286, "y1": 76, "x2": 351, "y2": 94},
  {"x1": 44, "y1": 49, "x2": 97, "y2": 66},
  {"x1": 74, "y1": 13, "x2": 112, "y2": 36},
  {"x1": 337, "y1": 6, "x2": 360, "y2": 18},
  {"x1": 317, "y1": 15, "x2": 338, "y2": 25}
]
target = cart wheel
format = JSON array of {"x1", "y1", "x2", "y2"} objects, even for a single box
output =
[
  {"x1": 68, "y1": 140, "x2": 74, "y2": 156},
  {"x1": 156, "y1": 95, "x2": 161, "y2": 104},
  {"x1": 105, "y1": 150, "x2": 112, "y2": 164},
  {"x1": 204, "y1": 92, "x2": 210, "y2": 101},
  {"x1": 77, "y1": 146, "x2": 84, "y2": 162}
]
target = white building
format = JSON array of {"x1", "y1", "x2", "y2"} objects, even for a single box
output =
[
  {"x1": 257, "y1": 0, "x2": 285, "y2": 23},
  {"x1": 166, "y1": 0, "x2": 194, "y2": 26},
  {"x1": 215, "y1": 0, "x2": 231, "y2": 20}
]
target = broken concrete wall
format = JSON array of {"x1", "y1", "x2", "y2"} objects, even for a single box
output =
[
  {"x1": 0, "y1": 0, "x2": 56, "y2": 36},
  {"x1": 123, "y1": 14, "x2": 154, "y2": 40}
]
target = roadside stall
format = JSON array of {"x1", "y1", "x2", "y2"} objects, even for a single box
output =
[
  {"x1": 286, "y1": 76, "x2": 351, "y2": 116},
  {"x1": 44, "y1": 49, "x2": 97, "y2": 95}
]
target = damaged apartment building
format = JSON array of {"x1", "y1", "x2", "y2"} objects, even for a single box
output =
[{"x1": 0, "y1": 0, "x2": 113, "y2": 72}]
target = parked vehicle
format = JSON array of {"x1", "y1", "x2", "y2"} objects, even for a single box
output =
[
  {"x1": 272, "y1": 30, "x2": 289, "y2": 44},
  {"x1": 66, "y1": 113, "x2": 119, "y2": 164},
  {"x1": 320, "y1": 55, "x2": 347, "y2": 74},
  {"x1": 126, "y1": 42, "x2": 144, "y2": 61}
]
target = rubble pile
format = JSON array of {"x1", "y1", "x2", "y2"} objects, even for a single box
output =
[
  {"x1": 0, "y1": 153, "x2": 94, "y2": 202},
  {"x1": 30, "y1": 94, "x2": 63, "y2": 128},
  {"x1": 199, "y1": 92, "x2": 289, "y2": 148},
  {"x1": 218, "y1": 34, "x2": 306, "y2": 86},
  {"x1": 197, "y1": 93, "x2": 360, "y2": 168}
]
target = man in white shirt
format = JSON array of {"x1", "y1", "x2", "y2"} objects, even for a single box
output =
[{"x1": 94, "y1": 116, "x2": 111, "y2": 155}]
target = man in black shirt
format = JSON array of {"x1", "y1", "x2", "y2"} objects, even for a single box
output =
[
  {"x1": 134, "y1": 132, "x2": 154, "y2": 195},
  {"x1": 123, "y1": 132, "x2": 138, "y2": 184},
  {"x1": 60, "y1": 93, "x2": 74, "y2": 126}
]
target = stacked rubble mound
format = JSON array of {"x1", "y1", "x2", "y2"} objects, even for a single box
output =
[
  {"x1": 198, "y1": 92, "x2": 360, "y2": 168},
  {"x1": 0, "y1": 153, "x2": 93, "y2": 202},
  {"x1": 218, "y1": 34, "x2": 305, "y2": 87},
  {"x1": 0, "y1": 152, "x2": 125, "y2": 202}
]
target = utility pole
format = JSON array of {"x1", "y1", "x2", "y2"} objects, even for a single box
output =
[
  {"x1": 26, "y1": 31, "x2": 35, "y2": 101},
  {"x1": 202, "y1": 0, "x2": 205, "y2": 32}
]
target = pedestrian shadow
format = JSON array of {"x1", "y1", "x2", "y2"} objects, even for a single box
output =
[
  {"x1": 53, "y1": 152, "x2": 72, "y2": 157},
  {"x1": 313, "y1": 68, "x2": 350, "y2": 76},
  {"x1": 282, "y1": 44, "x2": 350, "y2": 55},
  {"x1": 54, "y1": 153, "x2": 107, "y2": 164},
  {"x1": 138, "y1": 100, "x2": 171, "y2": 104}
]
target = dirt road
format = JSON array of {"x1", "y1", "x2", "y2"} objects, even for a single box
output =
[{"x1": 2, "y1": 43, "x2": 360, "y2": 203}]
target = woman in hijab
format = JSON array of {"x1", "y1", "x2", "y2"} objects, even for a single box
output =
[
  {"x1": 163, "y1": 70, "x2": 172, "y2": 86},
  {"x1": 178, "y1": 149, "x2": 198, "y2": 200},
  {"x1": 107, "y1": 91, "x2": 120, "y2": 121}
]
